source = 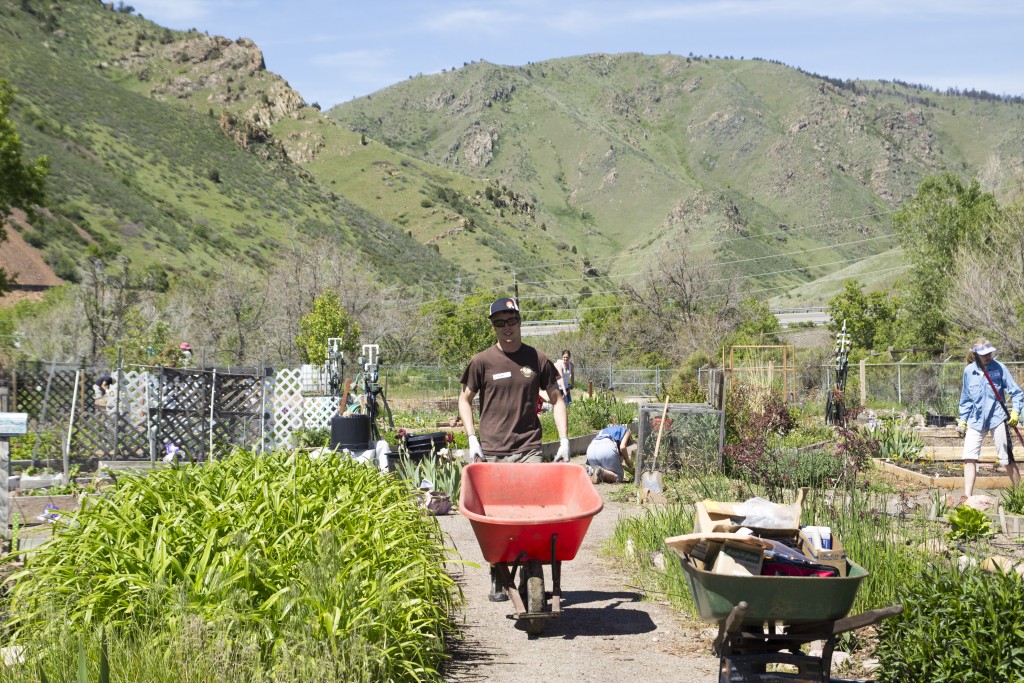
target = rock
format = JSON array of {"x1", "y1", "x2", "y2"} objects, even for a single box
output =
[
  {"x1": 651, "y1": 551, "x2": 666, "y2": 572},
  {"x1": 964, "y1": 494, "x2": 996, "y2": 512},
  {"x1": 982, "y1": 555, "x2": 1024, "y2": 575},
  {"x1": 917, "y1": 538, "x2": 948, "y2": 555},
  {"x1": 831, "y1": 651, "x2": 851, "y2": 669},
  {"x1": 957, "y1": 555, "x2": 978, "y2": 571}
]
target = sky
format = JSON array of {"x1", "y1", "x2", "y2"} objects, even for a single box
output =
[{"x1": 125, "y1": 0, "x2": 1024, "y2": 110}]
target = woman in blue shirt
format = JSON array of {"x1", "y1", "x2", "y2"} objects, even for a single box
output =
[{"x1": 958, "y1": 339, "x2": 1022, "y2": 498}]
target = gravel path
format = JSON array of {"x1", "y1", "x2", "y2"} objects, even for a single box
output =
[{"x1": 437, "y1": 487, "x2": 721, "y2": 682}]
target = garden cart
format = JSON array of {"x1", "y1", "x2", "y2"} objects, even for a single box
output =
[
  {"x1": 459, "y1": 462, "x2": 603, "y2": 635},
  {"x1": 666, "y1": 533, "x2": 902, "y2": 682}
]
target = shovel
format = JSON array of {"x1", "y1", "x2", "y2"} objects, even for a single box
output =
[{"x1": 640, "y1": 396, "x2": 670, "y2": 498}]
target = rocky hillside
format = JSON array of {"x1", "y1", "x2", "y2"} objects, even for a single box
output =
[
  {"x1": 329, "y1": 54, "x2": 1024, "y2": 301},
  {"x1": 4, "y1": 0, "x2": 1024, "y2": 305}
]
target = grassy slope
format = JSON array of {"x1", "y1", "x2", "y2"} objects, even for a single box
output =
[
  {"x1": 330, "y1": 54, "x2": 1024, "y2": 300},
  {"x1": 6, "y1": 1, "x2": 1024, "y2": 303},
  {"x1": 0, "y1": 0, "x2": 457, "y2": 287}
]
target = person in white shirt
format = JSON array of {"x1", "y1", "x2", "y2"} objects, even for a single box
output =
[{"x1": 553, "y1": 349, "x2": 575, "y2": 407}]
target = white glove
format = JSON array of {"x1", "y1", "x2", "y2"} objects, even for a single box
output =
[
  {"x1": 554, "y1": 438, "x2": 570, "y2": 462},
  {"x1": 468, "y1": 435, "x2": 484, "y2": 463}
]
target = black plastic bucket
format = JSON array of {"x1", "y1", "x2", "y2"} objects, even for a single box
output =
[{"x1": 329, "y1": 413, "x2": 371, "y2": 452}]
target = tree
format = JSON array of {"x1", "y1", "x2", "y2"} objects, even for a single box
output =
[
  {"x1": 422, "y1": 292, "x2": 498, "y2": 369},
  {"x1": 295, "y1": 291, "x2": 360, "y2": 365},
  {"x1": 893, "y1": 173, "x2": 999, "y2": 347},
  {"x1": 730, "y1": 297, "x2": 782, "y2": 345},
  {"x1": 78, "y1": 255, "x2": 150, "y2": 364},
  {"x1": 0, "y1": 79, "x2": 49, "y2": 293},
  {"x1": 946, "y1": 203, "x2": 1024, "y2": 357},
  {"x1": 827, "y1": 280, "x2": 898, "y2": 352},
  {"x1": 619, "y1": 251, "x2": 740, "y2": 362}
]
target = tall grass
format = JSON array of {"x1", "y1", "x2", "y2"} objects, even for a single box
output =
[{"x1": 0, "y1": 449, "x2": 460, "y2": 682}]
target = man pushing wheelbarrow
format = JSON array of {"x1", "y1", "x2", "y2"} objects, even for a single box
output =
[
  {"x1": 457, "y1": 296, "x2": 571, "y2": 466},
  {"x1": 458, "y1": 298, "x2": 597, "y2": 635}
]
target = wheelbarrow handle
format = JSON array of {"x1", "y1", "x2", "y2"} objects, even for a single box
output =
[{"x1": 786, "y1": 604, "x2": 904, "y2": 637}]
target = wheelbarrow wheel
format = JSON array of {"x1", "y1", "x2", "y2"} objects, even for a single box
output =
[{"x1": 519, "y1": 560, "x2": 546, "y2": 635}]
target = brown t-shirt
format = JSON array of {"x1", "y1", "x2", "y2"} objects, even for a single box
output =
[{"x1": 460, "y1": 344, "x2": 560, "y2": 457}]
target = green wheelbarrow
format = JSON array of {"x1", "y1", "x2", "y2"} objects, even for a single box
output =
[{"x1": 667, "y1": 534, "x2": 902, "y2": 683}]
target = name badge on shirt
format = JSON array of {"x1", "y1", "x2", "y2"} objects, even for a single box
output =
[{"x1": 492, "y1": 371, "x2": 512, "y2": 380}]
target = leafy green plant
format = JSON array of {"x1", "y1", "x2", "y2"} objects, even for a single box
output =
[
  {"x1": 3, "y1": 449, "x2": 459, "y2": 682},
  {"x1": 11, "y1": 431, "x2": 62, "y2": 463},
  {"x1": 946, "y1": 505, "x2": 994, "y2": 542},
  {"x1": 293, "y1": 427, "x2": 330, "y2": 449},
  {"x1": 873, "y1": 421, "x2": 924, "y2": 463},
  {"x1": 1000, "y1": 484, "x2": 1024, "y2": 516},
  {"x1": 394, "y1": 452, "x2": 462, "y2": 500},
  {"x1": 875, "y1": 565, "x2": 1024, "y2": 682}
]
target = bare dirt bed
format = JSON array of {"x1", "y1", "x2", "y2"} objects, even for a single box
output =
[{"x1": 437, "y1": 487, "x2": 721, "y2": 683}]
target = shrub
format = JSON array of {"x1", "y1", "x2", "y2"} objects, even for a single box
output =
[
  {"x1": 875, "y1": 565, "x2": 1024, "y2": 682},
  {"x1": 293, "y1": 427, "x2": 329, "y2": 448},
  {"x1": 946, "y1": 505, "x2": 993, "y2": 542},
  {"x1": 569, "y1": 392, "x2": 638, "y2": 431},
  {"x1": 1000, "y1": 484, "x2": 1024, "y2": 515}
]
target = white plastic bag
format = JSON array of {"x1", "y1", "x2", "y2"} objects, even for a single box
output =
[{"x1": 735, "y1": 497, "x2": 798, "y2": 529}]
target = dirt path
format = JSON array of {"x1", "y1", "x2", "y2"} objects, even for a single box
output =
[{"x1": 437, "y1": 488, "x2": 721, "y2": 683}]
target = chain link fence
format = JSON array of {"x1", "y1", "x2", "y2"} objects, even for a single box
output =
[{"x1": 837, "y1": 360, "x2": 1024, "y2": 417}]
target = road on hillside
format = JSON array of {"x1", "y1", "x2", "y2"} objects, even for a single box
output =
[
  {"x1": 522, "y1": 309, "x2": 830, "y2": 336},
  {"x1": 772, "y1": 308, "x2": 831, "y2": 327}
]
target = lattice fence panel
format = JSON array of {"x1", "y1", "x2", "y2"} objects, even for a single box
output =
[
  {"x1": 11, "y1": 364, "x2": 336, "y2": 460},
  {"x1": 15, "y1": 367, "x2": 81, "y2": 426},
  {"x1": 70, "y1": 411, "x2": 116, "y2": 460},
  {"x1": 210, "y1": 372, "x2": 268, "y2": 453},
  {"x1": 153, "y1": 369, "x2": 208, "y2": 461},
  {"x1": 304, "y1": 397, "x2": 340, "y2": 431},
  {"x1": 271, "y1": 368, "x2": 305, "y2": 449}
]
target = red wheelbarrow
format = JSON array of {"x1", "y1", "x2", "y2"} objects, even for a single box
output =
[{"x1": 459, "y1": 462, "x2": 603, "y2": 635}]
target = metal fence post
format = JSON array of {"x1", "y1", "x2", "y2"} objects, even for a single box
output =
[{"x1": 897, "y1": 361, "x2": 902, "y2": 405}]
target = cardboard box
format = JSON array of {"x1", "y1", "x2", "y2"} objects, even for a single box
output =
[
  {"x1": 689, "y1": 539, "x2": 723, "y2": 571},
  {"x1": 713, "y1": 540, "x2": 765, "y2": 576},
  {"x1": 694, "y1": 501, "x2": 800, "y2": 538},
  {"x1": 798, "y1": 530, "x2": 848, "y2": 577}
]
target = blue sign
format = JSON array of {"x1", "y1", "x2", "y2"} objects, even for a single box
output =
[{"x1": 0, "y1": 413, "x2": 28, "y2": 437}]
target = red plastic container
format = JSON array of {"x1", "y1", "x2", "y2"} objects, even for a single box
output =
[{"x1": 459, "y1": 462, "x2": 604, "y2": 563}]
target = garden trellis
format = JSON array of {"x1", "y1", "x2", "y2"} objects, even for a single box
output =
[{"x1": 6, "y1": 361, "x2": 343, "y2": 465}]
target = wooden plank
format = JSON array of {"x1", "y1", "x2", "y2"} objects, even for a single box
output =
[{"x1": 10, "y1": 494, "x2": 79, "y2": 524}]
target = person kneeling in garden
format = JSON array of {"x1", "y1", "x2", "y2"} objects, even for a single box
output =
[
  {"x1": 958, "y1": 339, "x2": 1023, "y2": 499},
  {"x1": 586, "y1": 422, "x2": 634, "y2": 484}
]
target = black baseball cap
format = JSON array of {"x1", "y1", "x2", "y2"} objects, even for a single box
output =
[{"x1": 488, "y1": 297, "x2": 520, "y2": 318}]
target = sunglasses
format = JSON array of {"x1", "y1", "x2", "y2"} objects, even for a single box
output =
[{"x1": 491, "y1": 316, "x2": 521, "y2": 328}]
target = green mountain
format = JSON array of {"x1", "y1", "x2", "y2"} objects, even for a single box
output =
[
  {"x1": 0, "y1": 0, "x2": 457, "y2": 288},
  {"x1": 4, "y1": 0, "x2": 1024, "y2": 308},
  {"x1": 328, "y1": 54, "x2": 1024, "y2": 304}
]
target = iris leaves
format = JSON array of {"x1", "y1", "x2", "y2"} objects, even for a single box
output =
[{"x1": 3, "y1": 450, "x2": 460, "y2": 682}]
